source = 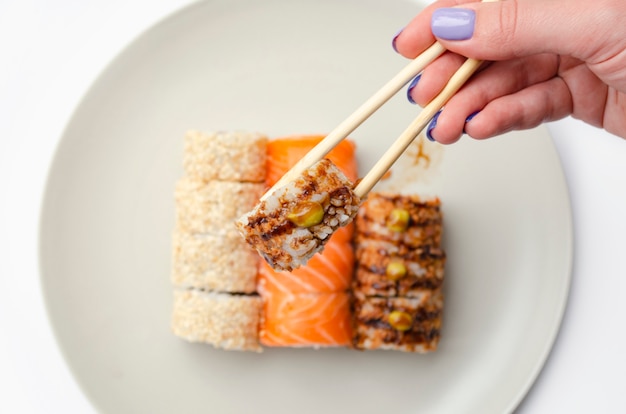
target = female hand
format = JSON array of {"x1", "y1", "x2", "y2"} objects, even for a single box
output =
[{"x1": 393, "y1": 0, "x2": 626, "y2": 143}]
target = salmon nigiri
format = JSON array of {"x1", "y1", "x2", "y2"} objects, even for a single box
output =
[
  {"x1": 258, "y1": 238, "x2": 354, "y2": 294},
  {"x1": 266, "y1": 135, "x2": 359, "y2": 187},
  {"x1": 260, "y1": 290, "x2": 352, "y2": 347}
]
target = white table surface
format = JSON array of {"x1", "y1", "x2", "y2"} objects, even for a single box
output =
[{"x1": 1, "y1": 1, "x2": 625, "y2": 413}]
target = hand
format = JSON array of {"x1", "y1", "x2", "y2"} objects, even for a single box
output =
[{"x1": 393, "y1": 0, "x2": 626, "y2": 143}]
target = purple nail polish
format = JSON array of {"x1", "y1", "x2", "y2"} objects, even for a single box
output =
[
  {"x1": 426, "y1": 110, "x2": 442, "y2": 142},
  {"x1": 466, "y1": 111, "x2": 479, "y2": 122},
  {"x1": 463, "y1": 111, "x2": 479, "y2": 133},
  {"x1": 391, "y1": 27, "x2": 404, "y2": 53},
  {"x1": 431, "y1": 8, "x2": 475, "y2": 40},
  {"x1": 407, "y1": 73, "x2": 422, "y2": 105}
]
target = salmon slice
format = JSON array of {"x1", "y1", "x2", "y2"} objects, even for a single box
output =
[
  {"x1": 260, "y1": 290, "x2": 352, "y2": 347},
  {"x1": 331, "y1": 223, "x2": 354, "y2": 244},
  {"x1": 258, "y1": 135, "x2": 358, "y2": 348},
  {"x1": 258, "y1": 237, "x2": 355, "y2": 294},
  {"x1": 266, "y1": 135, "x2": 359, "y2": 187}
]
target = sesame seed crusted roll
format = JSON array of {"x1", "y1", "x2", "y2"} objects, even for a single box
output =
[
  {"x1": 172, "y1": 289, "x2": 262, "y2": 352},
  {"x1": 171, "y1": 230, "x2": 259, "y2": 293},
  {"x1": 172, "y1": 130, "x2": 267, "y2": 352},
  {"x1": 175, "y1": 178, "x2": 265, "y2": 235},
  {"x1": 183, "y1": 131, "x2": 267, "y2": 183}
]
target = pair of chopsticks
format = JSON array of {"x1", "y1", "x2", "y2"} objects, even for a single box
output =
[{"x1": 264, "y1": 0, "x2": 497, "y2": 200}]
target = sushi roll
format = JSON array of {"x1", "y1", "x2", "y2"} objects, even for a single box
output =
[
  {"x1": 236, "y1": 158, "x2": 361, "y2": 272},
  {"x1": 266, "y1": 135, "x2": 358, "y2": 186},
  {"x1": 171, "y1": 230, "x2": 259, "y2": 293},
  {"x1": 351, "y1": 290, "x2": 442, "y2": 352},
  {"x1": 257, "y1": 135, "x2": 358, "y2": 349},
  {"x1": 175, "y1": 178, "x2": 265, "y2": 235},
  {"x1": 354, "y1": 240, "x2": 445, "y2": 297},
  {"x1": 351, "y1": 192, "x2": 446, "y2": 352},
  {"x1": 265, "y1": 136, "x2": 358, "y2": 245},
  {"x1": 260, "y1": 290, "x2": 352, "y2": 348},
  {"x1": 172, "y1": 289, "x2": 263, "y2": 352},
  {"x1": 172, "y1": 131, "x2": 267, "y2": 351},
  {"x1": 355, "y1": 193, "x2": 443, "y2": 248},
  {"x1": 257, "y1": 237, "x2": 354, "y2": 294},
  {"x1": 183, "y1": 130, "x2": 267, "y2": 183}
]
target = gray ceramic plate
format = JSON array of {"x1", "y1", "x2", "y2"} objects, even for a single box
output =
[{"x1": 40, "y1": 0, "x2": 572, "y2": 413}]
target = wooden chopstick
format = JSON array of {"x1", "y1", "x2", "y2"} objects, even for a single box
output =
[
  {"x1": 260, "y1": 41, "x2": 446, "y2": 200},
  {"x1": 354, "y1": 0, "x2": 503, "y2": 197},
  {"x1": 261, "y1": 0, "x2": 498, "y2": 201},
  {"x1": 354, "y1": 57, "x2": 483, "y2": 197}
]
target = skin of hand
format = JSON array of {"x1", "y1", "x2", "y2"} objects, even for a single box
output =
[{"x1": 393, "y1": 0, "x2": 626, "y2": 143}]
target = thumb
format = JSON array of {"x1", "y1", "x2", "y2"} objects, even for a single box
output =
[{"x1": 430, "y1": 0, "x2": 617, "y2": 62}]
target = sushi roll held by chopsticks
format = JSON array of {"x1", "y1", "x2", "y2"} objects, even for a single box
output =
[
  {"x1": 236, "y1": 158, "x2": 361, "y2": 272},
  {"x1": 237, "y1": 2, "x2": 494, "y2": 271}
]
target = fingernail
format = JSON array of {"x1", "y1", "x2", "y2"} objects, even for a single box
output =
[
  {"x1": 431, "y1": 8, "x2": 475, "y2": 40},
  {"x1": 463, "y1": 111, "x2": 479, "y2": 133},
  {"x1": 466, "y1": 111, "x2": 479, "y2": 122},
  {"x1": 407, "y1": 73, "x2": 422, "y2": 105},
  {"x1": 426, "y1": 110, "x2": 442, "y2": 142},
  {"x1": 391, "y1": 27, "x2": 404, "y2": 53}
]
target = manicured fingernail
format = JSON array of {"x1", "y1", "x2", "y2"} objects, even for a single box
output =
[
  {"x1": 407, "y1": 73, "x2": 422, "y2": 105},
  {"x1": 463, "y1": 111, "x2": 479, "y2": 133},
  {"x1": 426, "y1": 110, "x2": 442, "y2": 142},
  {"x1": 431, "y1": 8, "x2": 476, "y2": 40},
  {"x1": 391, "y1": 27, "x2": 404, "y2": 53},
  {"x1": 466, "y1": 111, "x2": 479, "y2": 122}
]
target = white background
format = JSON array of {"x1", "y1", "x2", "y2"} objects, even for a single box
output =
[{"x1": 1, "y1": 0, "x2": 625, "y2": 413}]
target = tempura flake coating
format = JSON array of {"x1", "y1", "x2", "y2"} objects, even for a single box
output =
[
  {"x1": 351, "y1": 290, "x2": 443, "y2": 352},
  {"x1": 236, "y1": 159, "x2": 361, "y2": 272},
  {"x1": 175, "y1": 178, "x2": 265, "y2": 235},
  {"x1": 183, "y1": 130, "x2": 267, "y2": 183},
  {"x1": 172, "y1": 289, "x2": 263, "y2": 352},
  {"x1": 171, "y1": 230, "x2": 259, "y2": 293}
]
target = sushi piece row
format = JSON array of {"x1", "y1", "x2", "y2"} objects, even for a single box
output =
[
  {"x1": 171, "y1": 131, "x2": 267, "y2": 352},
  {"x1": 255, "y1": 136, "x2": 359, "y2": 348},
  {"x1": 351, "y1": 193, "x2": 446, "y2": 352}
]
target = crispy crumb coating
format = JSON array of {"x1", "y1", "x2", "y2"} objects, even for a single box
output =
[
  {"x1": 175, "y1": 178, "x2": 265, "y2": 235},
  {"x1": 171, "y1": 231, "x2": 259, "y2": 293},
  {"x1": 172, "y1": 131, "x2": 268, "y2": 351},
  {"x1": 172, "y1": 290, "x2": 262, "y2": 352},
  {"x1": 183, "y1": 130, "x2": 267, "y2": 183}
]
